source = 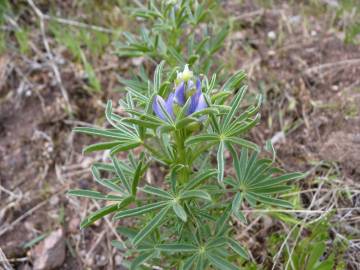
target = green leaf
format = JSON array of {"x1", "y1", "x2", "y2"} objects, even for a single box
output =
[
  {"x1": 172, "y1": 202, "x2": 187, "y2": 222},
  {"x1": 252, "y1": 172, "x2": 304, "y2": 188},
  {"x1": 307, "y1": 242, "x2": 326, "y2": 270},
  {"x1": 154, "y1": 60, "x2": 165, "y2": 93},
  {"x1": 185, "y1": 134, "x2": 219, "y2": 146},
  {"x1": 190, "y1": 107, "x2": 219, "y2": 118},
  {"x1": 175, "y1": 117, "x2": 197, "y2": 130},
  {"x1": 83, "y1": 141, "x2": 122, "y2": 154},
  {"x1": 110, "y1": 140, "x2": 142, "y2": 155},
  {"x1": 217, "y1": 141, "x2": 225, "y2": 183},
  {"x1": 227, "y1": 238, "x2": 248, "y2": 259},
  {"x1": 207, "y1": 252, "x2": 239, "y2": 270},
  {"x1": 142, "y1": 185, "x2": 173, "y2": 199},
  {"x1": 221, "y1": 85, "x2": 247, "y2": 130},
  {"x1": 195, "y1": 254, "x2": 206, "y2": 270},
  {"x1": 74, "y1": 127, "x2": 131, "y2": 140},
  {"x1": 221, "y1": 70, "x2": 246, "y2": 92},
  {"x1": 157, "y1": 243, "x2": 197, "y2": 252},
  {"x1": 132, "y1": 158, "x2": 144, "y2": 196},
  {"x1": 81, "y1": 202, "x2": 129, "y2": 229},
  {"x1": 111, "y1": 240, "x2": 126, "y2": 250},
  {"x1": 183, "y1": 170, "x2": 217, "y2": 190},
  {"x1": 246, "y1": 192, "x2": 293, "y2": 208},
  {"x1": 113, "y1": 201, "x2": 169, "y2": 220},
  {"x1": 207, "y1": 237, "x2": 227, "y2": 249},
  {"x1": 180, "y1": 190, "x2": 212, "y2": 201},
  {"x1": 91, "y1": 166, "x2": 124, "y2": 193},
  {"x1": 231, "y1": 192, "x2": 246, "y2": 223},
  {"x1": 180, "y1": 255, "x2": 197, "y2": 270},
  {"x1": 225, "y1": 137, "x2": 259, "y2": 152},
  {"x1": 215, "y1": 205, "x2": 231, "y2": 235},
  {"x1": 168, "y1": 47, "x2": 185, "y2": 64},
  {"x1": 249, "y1": 185, "x2": 292, "y2": 194},
  {"x1": 67, "y1": 189, "x2": 123, "y2": 201},
  {"x1": 111, "y1": 156, "x2": 132, "y2": 193},
  {"x1": 133, "y1": 206, "x2": 170, "y2": 246},
  {"x1": 122, "y1": 117, "x2": 161, "y2": 129},
  {"x1": 130, "y1": 251, "x2": 155, "y2": 270},
  {"x1": 265, "y1": 139, "x2": 276, "y2": 162}
]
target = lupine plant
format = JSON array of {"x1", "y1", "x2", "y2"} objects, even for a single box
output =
[
  {"x1": 69, "y1": 63, "x2": 303, "y2": 269},
  {"x1": 116, "y1": 0, "x2": 229, "y2": 76}
]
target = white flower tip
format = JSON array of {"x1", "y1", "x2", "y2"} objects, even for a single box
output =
[{"x1": 181, "y1": 64, "x2": 193, "y2": 82}]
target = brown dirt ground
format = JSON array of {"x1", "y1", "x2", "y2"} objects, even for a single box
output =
[{"x1": 1, "y1": 0, "x2": 360, "y2": 269}]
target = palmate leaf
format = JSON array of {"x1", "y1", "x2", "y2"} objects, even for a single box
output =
[
  {"x1": 67, "y1": 189, "x2": 123, "y2": 201},
  {"x1": 185, "y1": 134, "x2": 219, "y2": 146},
  {"x1": 130, "y1": 251, "x2": 155, "y2": 270},
  {"x1": 91, "y1": 166, "x2": 124, "y2": 193},
  {"x1": 180, "y1": 254, "x2": 198, "y2": 270},
  {"x1": 142, "y1": 185, "x2": 173, "y2": 199},
  {"x1": 226, "y1": 238, "x2": 248, "y2": 260},
  {"x1": 113, "y1": 201, "x2": 169, "y2": 220},
  {"x1": 82, "y1": 141, "x2": 123, "y2": 154},
  {"x1": 221, "y1": 85, "x2": 248, "y2": 131},
  {"x1": 109, "y1": 140, "x2": 142, "y2": 155},
  {"x1": 225, "y1": 146, "x2": 304, "y2": 221},
  {"x1": 246, "y1": 192, "x2": 293, "y2": 209},
  {"x1": 221, "y1": 70, "x2": 246, "y2": 93},
  {"x1": 172, "y1": 202, "x2": 187, "y2": 222},
  {"x1": 231, "y1": 192, "x2": 246, "y2": 223},
  {"x1": 179, "y1": 190, "x2": 212, "y2": 201},
  {"x1": 157, "y1": 243, "x2": 197, "y2": 252},
  {"x1": 80, "y1": 197, "x2": 133, "y2": 229},
  {"x1": 225, "y1": 137, "x2": 259, "y2": 152},
  {"x1": 183, "y1": 169, "x2": 217, "y2": 190},
  {"x1": 207, "y1": 252, "x2": 239, "y2": 270},
  {"x1": 133, "y1": 205, "x2": 170, "y2": 246},
  {"x1": 111, "y1": 156, "x2": 132, "y2": 194},
  {"x1": 73, "y1": 127, "x2": 131, "y2": 140},
  {"x1": 217, "y1": 140, "x2": 225, "y2": 183},
  {"x1": 74, "y1": 105, "x2": 142, "y2": 155}
]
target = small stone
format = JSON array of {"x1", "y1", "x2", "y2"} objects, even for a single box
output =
[
  {"x1": 131, "y1": 57, "x2": 144, "y2": 66},
  {"x1": 49, "y1": 196, "x2": 60, "y2": 206},
  {"x1": 68, "y1": 217, "x2": 80, "y2": 234},
  {"x1": 115, "y1": 255, "x2": 122, "y2": 265},
  {"x1": 267, "y1": 31, "x2": 276, "y2": 40},
  {"x1": 32, "y1": 228, "x2": 65, "y2": 270},
  {"x1": 268, "y1": 50, "x2": 276, "y2": 56}
]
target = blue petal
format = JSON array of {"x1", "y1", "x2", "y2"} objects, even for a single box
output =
[
  {"x1": 165, "y1": 92, "x2": 175, "y2": 119},
  {"x1": 152, "y1": 95, "x2": 166, "y2": 121},
  {"x1": 195, "y1": 93, "x2": 207, "y2": 112},
  {"x1": 196, "y1": 78, "x2": 201, "y2": 91},
  {"x1": 188, "y1": 80, "x2": 202, "y2": 115},
  {"x1": 174, "y1": 82, "x2": 186, "y2": 106}
]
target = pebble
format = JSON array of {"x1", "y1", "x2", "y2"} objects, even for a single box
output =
[{"x1": 32, "y1": 228, "x2": 66, "y2": 270}]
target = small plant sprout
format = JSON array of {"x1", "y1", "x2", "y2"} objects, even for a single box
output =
[{"x1": 70, "y1": 63, "x2": 304, "y2": 269}]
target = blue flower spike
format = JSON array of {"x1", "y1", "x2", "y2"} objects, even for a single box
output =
[{"x1": 153, "y1": 65, "x2": 207, "y2": 122}]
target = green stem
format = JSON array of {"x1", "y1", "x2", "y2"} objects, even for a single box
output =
[{"x1": 175, "y1": 130, "x2": 189, "y2": 185}]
